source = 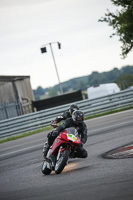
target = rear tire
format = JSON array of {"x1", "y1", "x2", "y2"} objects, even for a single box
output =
[
  {"x1": 41, "y1": 161, "x2": 52, "y2": 175},
  {"x1": 55, "y1": 150, "x2": 69, "y2": 174}
]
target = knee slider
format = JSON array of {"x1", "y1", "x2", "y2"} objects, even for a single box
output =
[{"x1": 83, "y1": 150, "x2": 88, "y2": 158}]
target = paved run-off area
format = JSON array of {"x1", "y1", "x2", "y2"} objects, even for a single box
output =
[{"x1": 0, "y1": 109, "x2": 133, "y2": 200}]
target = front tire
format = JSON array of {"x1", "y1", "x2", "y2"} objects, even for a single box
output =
[
  {"x1": 55, "y1": 150, "x2": 69, "y2": 174},
  {"x1": 41, "y1": 161, "x2": 52, "y2": 175}
]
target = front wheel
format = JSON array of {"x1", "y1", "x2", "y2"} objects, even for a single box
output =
[
  {"x1": 41, "y1": 160, "x2": 52, "y2": 175},
  {"x1": 55, "y1": 150, "x2": 69, "y2": 174}
]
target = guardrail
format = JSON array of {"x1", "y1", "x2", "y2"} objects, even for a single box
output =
[{"x1": 0, "y1": 89, "x2": 133, "y2": 138}]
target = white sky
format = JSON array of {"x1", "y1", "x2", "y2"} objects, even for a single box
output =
[{"x1": 0, "y1": 0, "x2": 133, "y2": 90}]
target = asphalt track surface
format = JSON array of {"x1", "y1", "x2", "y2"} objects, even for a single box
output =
[{"x1": 0, "y1": 109, "x2": 133, "y2": 200}]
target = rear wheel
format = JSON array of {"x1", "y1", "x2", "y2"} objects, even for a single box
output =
[
  {"x1": 55, "y1": 150, "x2": 69, "y2": 174},
  {"x1": 41, "y1": 161, "x2": 52, "y2": 175}
]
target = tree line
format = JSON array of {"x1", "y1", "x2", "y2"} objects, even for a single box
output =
[{"x1": 33, "y1": 65, "x2": 133, "y2": 100}]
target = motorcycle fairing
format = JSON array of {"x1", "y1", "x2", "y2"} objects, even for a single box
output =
[{"x1": 51, "y1": 129, "x2": 81, "y2": 155}]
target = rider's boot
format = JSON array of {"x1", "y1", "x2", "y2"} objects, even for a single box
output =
[{"x1": 43, "y1": 142, "x2": 50, "y2": 159}]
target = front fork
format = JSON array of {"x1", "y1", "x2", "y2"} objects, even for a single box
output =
[
  {"x1": 47, "y1": 145, "x2": 70, "y2": 170},
  {"x1": 56, "y1": 145, "x2": 70, "y2": 161},
  {"x1": 46, "y1": 149, "x2": 56, "y2": 170}
]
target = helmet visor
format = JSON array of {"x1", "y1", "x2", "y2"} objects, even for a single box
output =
[{"x1": 76, "y1": 116, "x2": 83, "y2": 123}]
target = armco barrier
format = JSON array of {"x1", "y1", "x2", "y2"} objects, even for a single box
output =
[{"x1": 0, "y1": 89, "x2": 133, "y2": 138}]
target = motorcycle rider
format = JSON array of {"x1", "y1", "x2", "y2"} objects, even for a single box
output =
[
  {"x1": 43, "y1": 110, "x2": 88, "y2": 159},
  {"x1": 43, "y1": 104, "x2": 79, "y2": 157},
  {"x1": 51, "y1": 104, "x2": 79, "y2": 127}
]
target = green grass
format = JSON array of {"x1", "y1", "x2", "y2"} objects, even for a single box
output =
[
  {"x1": 0, "y1": 126, "x2": 52, "y2": 144},
  {"x1": 85, "y1": 106, "x2": 133, "y2": 120},
  {"x1": 0, "y1": 106, "x2": 133, "y2": 144}
]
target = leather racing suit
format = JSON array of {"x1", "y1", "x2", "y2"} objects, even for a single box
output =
[{"x1": 48, "y1": 118, "x2": 88, "y2": 158}]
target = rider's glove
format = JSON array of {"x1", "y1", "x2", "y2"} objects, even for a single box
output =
[{"x1": 51, "y1": 120, "x2": 57, "y2": 128}]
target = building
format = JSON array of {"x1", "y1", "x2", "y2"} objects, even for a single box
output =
[{"x1": 0, "y1": 76, "x2": 34, "y2": 120}]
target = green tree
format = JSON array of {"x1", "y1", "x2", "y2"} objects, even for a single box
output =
[
  {"x1": 48, "y1": 88, "x2": 58, "y2": 97},
  {"x1": 99, "y1": 0, "x2": 133, "y2": 58},
  {"x1": 121, "y1": 65, "x2": 133, "y2": 73},
  {"x1": 34, "y1": 86, "x2": 45, "y2": 96},
  {"x1": 77, "y1": 80, "x2": 86, "y2": 90},
  {"x1": 115, "y1": 74, "x2": 133, "y2": 89},
  {"x1": 89, "y1": 71, "x2": 101, "y2": 86}
]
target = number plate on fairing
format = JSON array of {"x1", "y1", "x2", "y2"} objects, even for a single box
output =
[{"x1": 67, "y1": 134, "x2": 77, "y2": 142}]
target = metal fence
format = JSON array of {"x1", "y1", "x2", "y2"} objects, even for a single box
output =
[
  {"x1": 0, "y1": 101, "x2": 33, "y2": 121},
  {"x1": 0, "y1": 89, "x2": 133, "y2": 138},
  {"x1": 0, "y1": 101, "x2": 23, "y2": 121}
]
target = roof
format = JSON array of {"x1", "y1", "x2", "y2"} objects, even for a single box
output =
[{"x1": 0, "y1": 76, "x2": 30, "y2": 82}]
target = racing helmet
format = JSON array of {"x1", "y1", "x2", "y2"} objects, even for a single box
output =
[
  {"x1": 69, "y1": 104, "x2": 79, "y2": 116},
  {"x1": 72, "y1": 110, "x2": 84, "y2": 123}
]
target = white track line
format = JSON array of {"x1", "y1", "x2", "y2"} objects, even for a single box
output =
[{"x1": 0, "y1": 144, "x2": 42, "y2": 157}]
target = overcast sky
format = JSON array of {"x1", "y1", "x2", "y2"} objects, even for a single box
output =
[{"x1": 0, "y1": 0, "x2": 133, "y2": 90}]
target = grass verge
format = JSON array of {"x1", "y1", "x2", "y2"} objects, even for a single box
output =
[
  {"x1": 0, "y1": 126, "x2": 52, "y2": 144},
  {"x1": 85, "y1": 106, "x2": 133, "y2": 120}
]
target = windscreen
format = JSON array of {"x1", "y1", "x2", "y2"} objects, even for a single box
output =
[{"x1": 66, "y1": 127, "x2": 78, "y2": 136}]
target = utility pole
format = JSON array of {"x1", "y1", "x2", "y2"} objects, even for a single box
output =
[{"x1": 40, "y1": 42, "x2": 63, "y2": 94}]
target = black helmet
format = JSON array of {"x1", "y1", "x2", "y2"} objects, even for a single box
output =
[
  {"x1": 72, "y1": 110, "x2": 84, "y2": 123},
  {"x1": 69, "y1": 104, "x2": 79, "y2": 116}
]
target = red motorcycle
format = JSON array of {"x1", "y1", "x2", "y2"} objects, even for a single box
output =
[{"x1": 41, "y1": 127, "x2": 81, "y2": 175}]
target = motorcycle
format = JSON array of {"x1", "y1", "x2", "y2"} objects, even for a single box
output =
[{"x1": 41, "y1": 127, "x2": 81, "y2": 175}]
